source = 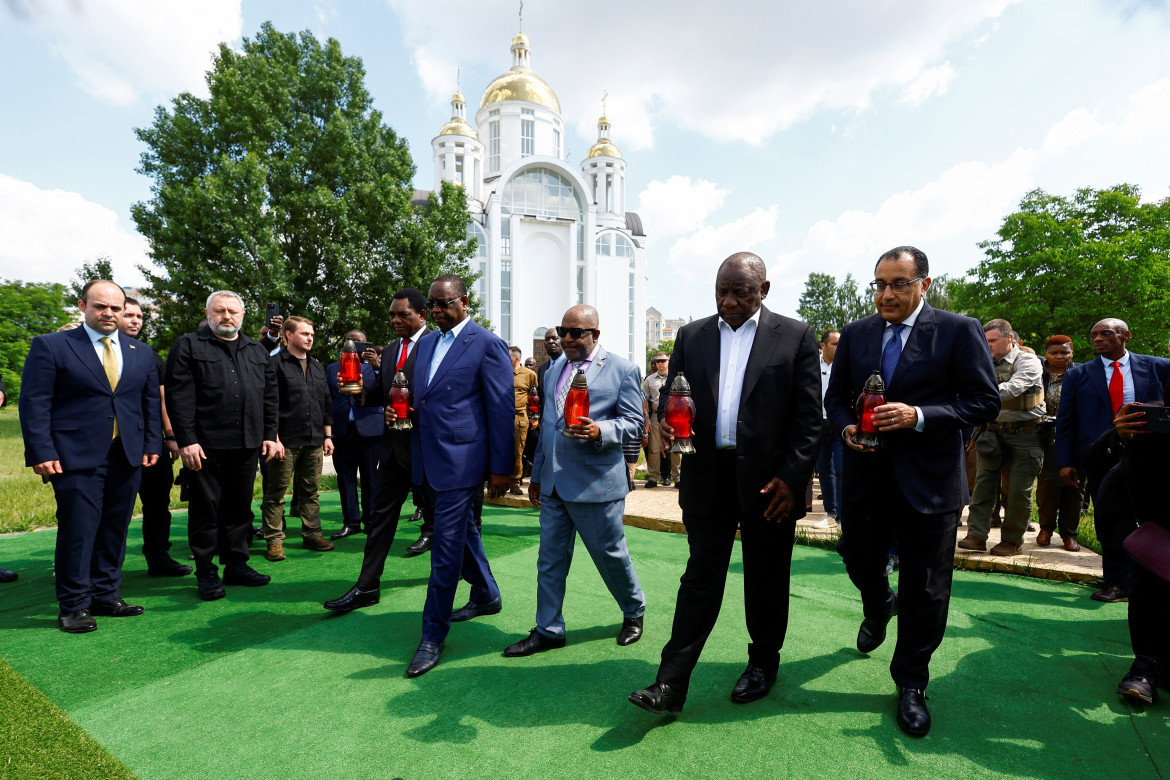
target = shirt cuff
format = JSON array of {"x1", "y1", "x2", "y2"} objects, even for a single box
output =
[{"x1": 914, "y1": 406, "x2": 925, "y2": 432}]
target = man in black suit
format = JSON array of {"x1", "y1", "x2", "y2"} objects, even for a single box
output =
[
  {"x1": 326, "y1": 328, "x2": 383, "y2": 540},
  {"x1": 825, "y1": 246, "x2": 1000, "y2": 737},
  {"x1": 323, "y1": 288, "x2": 433, "y2": 612},
  {"x1": 629, "y1": 252, "x2": 822, "y2": 714}
]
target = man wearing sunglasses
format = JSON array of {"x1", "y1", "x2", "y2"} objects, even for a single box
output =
[
  {"x1": 503, "y1": 305, "x2": 646, "y2": 657},
  {"x1": 403, "y1": 274, "x2": 514, "y2": 678}
]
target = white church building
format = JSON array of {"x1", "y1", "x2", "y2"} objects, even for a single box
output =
[{"x1": 429, "y1": 30, "x2": 647, "y2": 363}]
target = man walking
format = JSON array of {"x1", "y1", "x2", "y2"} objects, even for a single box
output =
[
  {"x1": 509, "y1": 346, "x2": 538, "y2": 496},
  {"x1": 327, "y1": 329, "x2": 382, "y2": 540},
  {"x1": 641, "y1": 351, "x2": 680, "y2": 488},
  {"x1": 812, "y1": 330, "x2": 842, "y2": 528}
]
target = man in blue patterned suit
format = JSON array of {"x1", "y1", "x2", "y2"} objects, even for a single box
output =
[{"x1": 502, "y1": 305, "x2": 646, "y2": 657}]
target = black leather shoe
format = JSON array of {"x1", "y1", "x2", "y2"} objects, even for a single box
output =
[
  {"x1": 222, "y1": 563, "x2": 271, "y2": 587},
  {"x1": 409, "y1": 508, "x2": 424, "y2": 522},
  {"x1": 730, "y1": 664, "x2": 777, "y2": 704},
  {"x1": 405, "y1": 533, "x2": 432, "y2": 556},
  {"x1": 896, "y1": 687, "x2": 931, "y2": 737},
  {"x1": 644, "y1": 480, "x2": 657, "y2": 489},
  {"x1": 857, "y1": 594, "x2": 898, "y2": 653},
  {"x1": 406, "y1": 641, "x2": 443, "y2": 677},
  {"x1": 617, "y1": 616, "x2": 643, "y2": 646},
  {"x1": 196, "y1": 571, "x2": 226, "y2": 601},
  {"x1": 1091, "y1": 585, "x2": 1130, "y2": 603},
  {"x1": 58, "y1": 609, "x2": 97, "y2": 634},
  {"x1": 146, "y1": 556, "x2": 193, "y2": 577},
  {"x1": 0, "y1": 568, "x2": 17, "y2": 583},
  {"x1": 451, "y1": 596, "x2": 502, "y2": 622},
  {"x1": 628, "y1": 681, "x2": 685, "y2": 714},
  {"x1": 1118, "y1": 659, "x2": 1160, "y2": 704},
  {"x1": 330, "y1": 525, "x2": 362, "y2": 541},
  {"x1": 323, "y1": 585, "x2": 380, "y2": 612},
  {"x1": 90, "y1": 598, "x2": 144, "y2": 617},
  {"x1": 503, "y1": 628, "x2": 567, "y2": 657}
]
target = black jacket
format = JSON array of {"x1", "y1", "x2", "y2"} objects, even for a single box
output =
[
  {"x1": 164, "y1": 327, "x2": 278, "y2": 450},
  {"x1": 366, "y1": 336, "x2": 424, "y2": 469},
  {"x1": 271, "y1": 349, "x2": 332, "y2": 448}
]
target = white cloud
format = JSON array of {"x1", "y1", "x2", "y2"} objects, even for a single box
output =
[
  {"x1": 667, "y1": 206, "x2": 779, "y2": 282},
  {"x1": 0, "y1": 174, "x2": 149, "y2": 287},
  {"x1": 635, "y1": 177, "x2": 730, "y2": 239},
  {"x1": 1041, "y1": 107, "x2": 1108, "y2": 156},
  {"x1": 7, "y1": 0, "x2": 243, "y2": 105},
  {"x1": 388, "y1": 0, "x2": 1020, "y2": 147}
]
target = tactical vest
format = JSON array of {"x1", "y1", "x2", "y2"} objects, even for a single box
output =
[{"x1": 997, "y1": 357, "x2": 1042, "y2": 411}]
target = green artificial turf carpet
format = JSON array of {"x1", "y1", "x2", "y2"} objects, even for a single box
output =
[{"x1": 0, "y1": 493, "x2": 1166, "y2": 780}]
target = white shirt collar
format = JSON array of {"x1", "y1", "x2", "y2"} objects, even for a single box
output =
[
  {"x1": 717, "y1": 306, "x2": 762, "y2": 334},
  {"x1": 409, "y1": 324, "x2": 428, "y2": 343},
  {"x1": 82, "y1": 322, "x2": 119, "y2": 346},
  {"x1": 441, "y1": 316, "x2": 471, "y2": 340}
]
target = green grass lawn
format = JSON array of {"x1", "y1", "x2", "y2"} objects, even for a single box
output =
[{"x1": 0, "y1": 492, "x2": 1166, "y2": 780}]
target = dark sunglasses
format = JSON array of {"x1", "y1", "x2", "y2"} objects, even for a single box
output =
[
  {"x1": 651, "y1": 358, "x2": 668, "y2": 364},
  {"x1": 556, "y1": 326, "x2": 597, "y2": 339},
  {"x1": 427, "y1": 296, "x2": 460, "y2": 309}
]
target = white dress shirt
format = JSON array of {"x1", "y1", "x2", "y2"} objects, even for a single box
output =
[
  {"x1": 716, "y1": 307, "x2": 761, "y2": 448},
  {"x1": 428, "y1": 316, "x2": 471, "y2": 382},
  {"x1": 82, "y1": 322, "x2": 123, "y2": 380},
  {"x1": 819, "y1": 357, "x2": 832, "y2": 419}
]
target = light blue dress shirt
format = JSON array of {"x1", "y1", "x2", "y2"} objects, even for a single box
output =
[{"x1": 82, "y1": 322, "x2": 123, "y2": 380}]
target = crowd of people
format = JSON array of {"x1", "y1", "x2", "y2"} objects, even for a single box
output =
[{"x1": 8, "y1": 245, "x2": 1169, "y2": 738}]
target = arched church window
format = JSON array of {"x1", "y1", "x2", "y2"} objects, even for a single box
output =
[{"x1": 501, "y1": 167, "x2": 583, "y2": 220}]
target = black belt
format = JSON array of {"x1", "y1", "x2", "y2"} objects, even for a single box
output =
[
  {"x1": 988, "y1": 420, "x2": 1041, "y2": 434},
  {"x1": 714, "y1": 448, "x2": 737, "y2": 460}
]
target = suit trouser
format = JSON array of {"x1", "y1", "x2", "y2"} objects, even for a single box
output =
[
  {"x1": 644, "y1": 419, "x2": 681, "y2": 482},
  {"x1": 1093, "y1": 468, "x2": 1136, "y2": 591},
  {"x1": 261, "y1": 445, "x2": 323, "y2": 540},
  {"x1": 420, "y1": 480, "x2": 500, "y2": 644},
  {"x1": 512, "y1": 414, "x2": 530, "y2": 487},
  {"x1": 1035, "y1": 441, "x2": 1084, "y2": 539},
  {"x1": 657, "y1": 454, "x2": 796, "y2": 693},
  {"x1": 815, "y1": 424, "x2": 843, "y2": 518},
  {"x1": 51, "y1": 442, "x2": 141, "y2": 612},
  {"x1": 187, "y1": 447, "x2": 259, "y2": 568},
  {"x1": 534, "y1": 490, "x2": 645, "y2": 638},
  {"x1": 334, "y1": 426, "x2": 380, "y2": 527},
  {"x1": 838, "y1": 454, "x2": 958, "y2": 690},
  {"x1": 967, "y1": 430, "x2": 1044, "y2": 545},
  {"x1": 355, "y1": 454, "x2": 433, "y2": 589},
  {"x1": 138, "y1": 456, "x2": 176, "y2": 562},
  {"x1": 1128, "y1": 524, "x2": 1170, "y2": 659}
]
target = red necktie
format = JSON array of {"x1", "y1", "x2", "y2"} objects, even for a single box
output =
[
  {"x1": 1109, "y1": 361, "x2": 1124, "y2": 413},
  {"x1": 396, "y1": 340, "x2": 408, "y2": 371}
]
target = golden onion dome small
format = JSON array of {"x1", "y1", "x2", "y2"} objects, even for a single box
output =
[
  {"x1": 586, "y1": 140, "x2": 623, "y2": 159},
  {"x1": 438, "y1": 119, "x2": 478, "y2": 139},
  {"x1": 511, "y1": 32, "x2": 530, "y2": 48},
  {"x1": 452, "y1": 90, "x2": 465, "y2": 103},
  {"x1": 479, "y1": 70, "x2": 561, "y2": 112}
]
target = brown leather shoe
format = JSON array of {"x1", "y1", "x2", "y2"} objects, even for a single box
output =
[
  {"x1": 302, "y1": 534, "x2": 335, "y2": 552},
  {"x1": 1062, "y1": 537, "x2": 1081, "y2": 552},
  {"x1": 509, "y1": 485, "x2": 524, "y2": 495},
  {"x1": 957, "y1": 535, "x2": 987, "y2": 552},
  {"x1": 1036, "y1": 529, "x2": 1052, "y2": 546},
  {"x1": 989, "y1": 540, "x2": 1022, "y2": 556},
  {"x1": 265, "y1": 541, "x2": 285, "y2": 561}
]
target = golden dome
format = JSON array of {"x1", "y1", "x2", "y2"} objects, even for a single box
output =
[
  {"x1": 452, "y1": 90, "x2": 465, "y2": 103},
  {"x1": 511, "y1": 32, "x2": 530, "y2": 48},
  {"x1": 586, "y1": 141, "x2": 623, "y2": 159},
  {"x1": 479, "y1": 70, "x2": 561, "y2": 112},
  {"x1": 438, "y1": 119, "x2": 478, "y2": 139}
]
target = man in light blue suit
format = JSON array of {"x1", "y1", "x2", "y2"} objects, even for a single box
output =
[
  {"x1": 503, "y1": 304, "x2": 647, "y2": 657},
  {"x1": 404, "y1": 274, "x2": 515, "y2": 677}
]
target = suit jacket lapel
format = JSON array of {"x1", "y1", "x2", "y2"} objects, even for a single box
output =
[
  {"x1": 1131, "y1": 354, "x2": 1156, "y2": 401},
  {"x1": 892, "y1": 304, "x2": 935, "y2": 391},
  {"x1": 67, "y1": 327, "x2": 110, "y2": 388},
  {"x1": 740, "y1": 308, "x2": 779, "y2": 403},
  {"x1": 1088, "y1": 357, "x2": 1111, "y2": 410},
  {"x1": 422, "y1": 322, "x2": 477, "y2": 396},
  {"x1": 697, "y1": 317, "x2": 721, "y2": 406},
  {"x1": 584, "y1": 345, "x2": 608, "y2": 385}
]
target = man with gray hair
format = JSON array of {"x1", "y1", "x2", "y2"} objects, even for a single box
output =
[
  {"x1": 165, "y1": 290, "x2": 282, "y2": 600},
  {"x1": 958, "y1": 318, "x2": 1045, "y2": 556}
]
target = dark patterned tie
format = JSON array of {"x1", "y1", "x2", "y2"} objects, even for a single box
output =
[{"x1": 881, "y1": 324, "x2": 905, "y2": 386}]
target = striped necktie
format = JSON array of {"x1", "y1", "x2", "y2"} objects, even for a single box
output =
[
  {"x1": 100, "y1": 336, "x2": 120, "y2": 439},
  {"x1": 556, "y1": 362, "x2": 582, "y2": 417}
]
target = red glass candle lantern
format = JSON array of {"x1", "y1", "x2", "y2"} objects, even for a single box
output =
[
  {"x1": 527, "y1": 384, "x2": 541, "y2": 422},
  {"x1": 664, "y1": 373, "x2": 698, "y2": 454},
  {"x1": 562, "y1": 369, "x2": 589, "y2": 437},
  {"x1": 388, "y1": 370, "x2": 413, "y2": 430},
  {"x1": 338, "y1": 339, "x2": 363, "y2": 395},
  {"x1": 853, "y1": 370, "x2": 886, "y2": 449}
]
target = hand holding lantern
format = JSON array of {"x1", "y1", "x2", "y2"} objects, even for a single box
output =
[
  {"x1": 337, "y1": 339, "x2": 363, "y2": 395},
  {"x1": 527, "y1": 384, "x2": 541, "y2": 422},
  {"x1": 387, "y1": 370, "x2": 413, "y2": 430},
  {"x1": 852, "y1": 370, "x2": 885, "y2": 450},
  {"x1": 664, "y1": 373, "x2": 697, "y2": 454},
  {"x1": 562, "y1": 369, "x2": 589, "y2": 438}
]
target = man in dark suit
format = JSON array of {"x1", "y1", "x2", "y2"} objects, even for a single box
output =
[
  {"x1": 825, "y1": 246, "x2": 1000, "y2": 737},
  {"x1": 629, "y1": 252, "x2": 822, "y2": 714},
  {"x1": 20, "y1": 280, "x2": 163, "y2": 632},
  {"x1": 326, "y1": 328, "x2": 383, "y2": 540},
  {"x1": 323, "y1": 288, "x2": 434, "y2": 612},
  {"x1": 1054, "y1": 317, "x2": 1170, "y2": 602},
  {"x1": 404, "y1": 274, "x2": 514, "y2": 677}
]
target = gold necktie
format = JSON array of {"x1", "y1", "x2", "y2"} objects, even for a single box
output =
[{"x1": 100, "y1": 337, "x2": 119, "y2": 439}]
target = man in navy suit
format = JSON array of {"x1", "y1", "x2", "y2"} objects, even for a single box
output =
[
  {"x1": 503, "y1": 305, "x2": 646, "y2": 657},
  {"x1": 404, "y1": 274, "x2": 514, "y2": 677},
  {"x1": 326, "y1": 328, "x2": 383, "y2": 540},
  {"x1": 1054, "y1": 317, "x2": 1170, "y2": 602},
  {"x1": 825, "y1": 246, "x2": 1000, "y2": 736},
  {"x1": 20, "y1": 280, "x2": 162, "y2": 633}
]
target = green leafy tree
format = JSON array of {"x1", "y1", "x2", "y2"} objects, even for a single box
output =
[
  {"x1": 646, "y1": 339, "x2": 674, "y2": 374},
  {"x1": 952, "y1": 185, "x2": 1170, "y2": 355},
  {"x1": 0, "y1": 280, "x2": 74, "y2": 399},
  {"x1": 70, "y1": 256, "x2": 116, "y2": 301},
  {"x1": 798, "y1": 272, "x2": 871, "y2": 338},
  {"x1": 835, "y1": 272, "x2": 872, "y2": 326},
  {"x1": 924, "y1": 273, "x2": 954, "y2": 312},
  {"x1": 132, "y1": 23, "x2": 476, "y2": 355}
]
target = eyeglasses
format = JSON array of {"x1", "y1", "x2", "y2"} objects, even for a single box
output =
[
  {"x1": 556, "y1": 326, "x2": 597, "y2": 339},
  {"x1": 651, "y1": 359, "x2": 668, "y2": 364},
  {"x1": 427, "y1": 296, "x2": 460, "y2": 309},
  {"x1": 869, "y1": 277, "x2": 923, "y2": 294}
]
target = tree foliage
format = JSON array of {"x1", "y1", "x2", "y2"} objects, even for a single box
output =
[
  {"x1": 0, "y1": 280, "x2": 74, "y2": 399},
  {"x1": 70, "y1": 256, "x2": 116, "y2": 302},
  {"x1": 952, "y1": 185, "x2": 1170, "y2": 355},
  {"x1": 132, "y1": 22, "x2": 476, "y2": 355},
  {"x1": 646, "y1": 339, "x2": 675, "y2": 374},
  {"x1": 796, "y1": 272, "x2": 871, "y2": 338}
]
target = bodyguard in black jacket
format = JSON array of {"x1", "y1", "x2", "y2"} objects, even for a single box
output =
[{"x1": 164, "y1": 292, "x2": 281, "y2": 600}]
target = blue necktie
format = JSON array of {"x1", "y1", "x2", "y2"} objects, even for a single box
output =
[
  {"x1": 428, "y1": 330, "x2": 455, "y2": 383},
  {"x1": 881, "y1": 323, "x2": 905, "y2": 385}
]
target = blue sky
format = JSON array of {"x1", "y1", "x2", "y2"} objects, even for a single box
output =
[{"x1": 2, "y1": 0, "x2": 1168, "y2": 325}]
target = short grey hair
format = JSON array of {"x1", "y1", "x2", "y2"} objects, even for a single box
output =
[{"x1": 206, "y1": 290, "x2": 245, "y2": 311}]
